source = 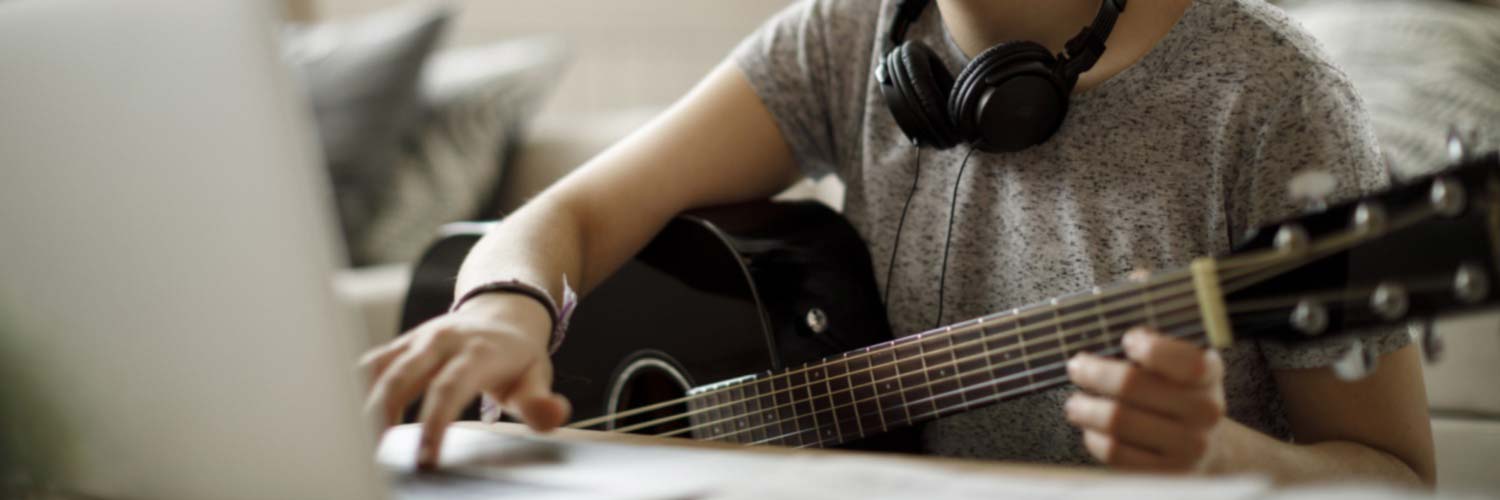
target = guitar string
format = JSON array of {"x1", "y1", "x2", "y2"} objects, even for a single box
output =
[
  {"x1": 726, "y1": 316, "x2": 1203, "y2": 446},
  {"x1": 697, "y1": 251, "x2": 1393, "y2": 444},
  {"x1": 576, "y1": 258, "x2": 1290, "y2": 429},
  {"x1": 652, "y1": 306, "x2": 1206, "y2": 442},
  {"x1": 567, "y1": 253, "x2": 1308, "y2": 430},
  {"x1": 566, "y1": 270, "x2": 1196, "y2": 430},
  {"x1": 569, "y1": 207, "x2": 1421, "y2": 431},
  {"x1": 781, "y1": 327, "x2": 1209, "y2": 449},
  {"x1": 623, "y1": 298, "x2": 1205, "y2": 437},
  {"x1": 689, "y1": 314, "x2": 1206, "y2": 445},
  {"x1": 613, "y1": 255, "x2": 1303, "y2": 438},
  {"x1": 570, "y1": 274, "x2": 1201, "y2": 431}
]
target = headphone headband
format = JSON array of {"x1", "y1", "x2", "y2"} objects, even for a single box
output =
[{"x1": 886, "y1": 0, "x2": 1127, "y2": 82}]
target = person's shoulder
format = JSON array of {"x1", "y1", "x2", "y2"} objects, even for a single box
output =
[{"x1": 1193, "y1": 0, "x2": 1353, "y2": 91}]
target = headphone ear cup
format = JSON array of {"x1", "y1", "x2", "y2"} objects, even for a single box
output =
[
  {"x1": 949, "y1": 42, "x2": 1070, "y2": 153},
  {"x1": 879, "y1": 42, "x2": 960, "y2": 149}
]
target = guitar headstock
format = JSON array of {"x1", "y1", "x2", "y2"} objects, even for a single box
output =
[{"x1": 1220, "y1": 151, "x2": 1500, "y2": 377}]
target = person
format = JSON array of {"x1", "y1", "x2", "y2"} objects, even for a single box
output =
[{"x1": 359, "y1": 0, "x2": 1436, "y2": 486}]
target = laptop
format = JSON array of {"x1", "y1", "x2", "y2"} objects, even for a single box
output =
[{"x1": 0, "y1": 1, "x2": 388, "y2": 498}]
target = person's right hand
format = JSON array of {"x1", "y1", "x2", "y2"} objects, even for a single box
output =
[{"x1": 358, "y1": 293, "x2": 571, "y2": 469}]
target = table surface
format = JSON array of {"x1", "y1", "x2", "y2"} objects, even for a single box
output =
[{"x1": 456, "y1": 421, "x2": 1105, "y2": 480}]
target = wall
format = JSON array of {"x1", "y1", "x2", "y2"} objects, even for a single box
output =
[{"x1": 309, "y1": 0, "x2": 795, "y2": 115}]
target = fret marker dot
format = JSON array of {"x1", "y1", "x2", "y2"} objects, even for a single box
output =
[
  {"x1": 737, "y1": 421, "x2": 745, "y2": 428},
  {"x1": 766, "y1": 413, "x2": 773, "y2": 419},
  {"x1": 938, "y1": 370, "x2": 946, "y2": 376},
  {"x1": 884, "y1": 383, "x2": 893, "y2": 390}
]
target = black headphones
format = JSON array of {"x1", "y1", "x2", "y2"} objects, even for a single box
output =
[{"x1": 876, "y1": 0, "x2": 1126, "y2": 153}]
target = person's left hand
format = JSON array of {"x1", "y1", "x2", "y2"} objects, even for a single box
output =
[{"x1": 1064, "y1": 327, "x2": 1227, "y2": 473}]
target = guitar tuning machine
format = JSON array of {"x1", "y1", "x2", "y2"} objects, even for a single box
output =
[
  {"x1": 1291, "y1": 299, "x2": 1329, "y2": 336},
  {"x1": 1446, "y1": 125, "x2": 1475, "y2": 163},
  {"x1": 1371, "y1": 282, "x2": 1410, "y2": 321},
  {"x1": 1412, "y1": 319, "x2": 1443, "y2": 364},
  {"x1": 1351, "y1": 202, "x2": 1386, "y2": 235},
  {"x1": 1430, "y1": 177, "x2": 1467, "y2": 217},
  {"x1": 1274, "y1": 224, "x2": 1309, "y2": 254},
  {"x1": 1333, "y1": 338, "x2": 1379, "y2": 381},
  {"x1": 1454, "y1": 262, "x2": 1490, "y2": 304}
]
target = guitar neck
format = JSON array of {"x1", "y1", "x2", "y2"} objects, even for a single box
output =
[{"x1": 686, "y1": 270, "x2": 1212, "y2": 448}]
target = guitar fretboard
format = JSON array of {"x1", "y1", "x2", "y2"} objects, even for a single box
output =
[{"x1": 684, "y1": 274, "x2": 1211, "y2": 448}]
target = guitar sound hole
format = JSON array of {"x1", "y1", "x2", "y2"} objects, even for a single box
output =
[{"x1": 612, "y1": 366, "x2": 690, "y2": 436}]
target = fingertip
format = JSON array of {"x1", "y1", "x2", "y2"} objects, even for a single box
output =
[
  {"x1": 522, "y1": 394, "x2": 571, "y2": 432},
  {"x1": 1067, "y1": 353, "x2": 1092, "y2": 374}
]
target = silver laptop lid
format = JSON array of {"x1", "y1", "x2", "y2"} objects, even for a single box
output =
[{"x1": 0, "y1": 1, "x2": 384, "y2": 498}]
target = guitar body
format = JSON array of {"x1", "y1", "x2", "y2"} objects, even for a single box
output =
[{"x1": 400, "y1": 201, "x2": 920, "y2": 452}]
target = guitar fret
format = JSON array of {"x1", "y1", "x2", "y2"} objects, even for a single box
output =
[
  {"x1": 770, "y1": 372, "x2": 804, "y2": 446},
  {"x1": 1051, "y1": 298, "x2": 1071, "y2": 361},
  {"x1": 1140, "y1": 279, "x2": 1160, "y2": 329},
  {"x1": 825, "y1": 356, "x2": 860, "y2": 440},
  {"x1": 1057, "y1": 295, "x2": 1101, "y2": 361},
  {"x1": 983, "y1": 313, "x2": 1030, "y2": 396},
  {"x1": 807, "y1": 363, "x2": 839, "y2": 443},
  {"x1": 952, "y1": 317, "x2": 998, "y2": 404},
  {"x1": 931, "y1": 332, "x2": 974, "y2": 416},
  {"x1": 892, "y1": 335, "x2": 936, "y2": 418},
  {"x1": 743, "y1": 379, "x2": 768, "y2": 444},
  {"x1": 729, "y1": 385, "x2": 749, "y2": 444},
  {"x1": 789, "y1": 367, "x2": 823, "y2": 446},
  {"x1": 870, "y1": 343, "x2": 910, "y2": 428},
  {"x1": 1017, "y1": 305, "x2": 1062, "y2": 382},
  {"x1": 1091, "y1": 287, "x2": 1113, "y2": 349},
  {"x1": 847, "y1": 347, "x2": 886, "y2": 434},
  {"x1": 939, "y1": 325, "x2": 972, "y2": 411}
]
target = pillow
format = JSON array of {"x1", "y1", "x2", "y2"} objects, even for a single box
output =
[
  {"x1": 1285, "y1": 0, "x2": 1500, "y2": 178},
  {"x1": 351, "y1": 37, "x2": 570, "y2": 265},
  {"x1": 281, "y1": 3, "x2": 451, "y2": 262}
]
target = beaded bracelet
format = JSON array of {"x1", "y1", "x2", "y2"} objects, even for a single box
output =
[{"x1": 450, "y1": 276, "x2": 576, "y2": 354}]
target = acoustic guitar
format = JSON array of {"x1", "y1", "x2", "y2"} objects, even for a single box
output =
[{"x1": 400, "y1": 151, "x2": 1499, "y2": 452}]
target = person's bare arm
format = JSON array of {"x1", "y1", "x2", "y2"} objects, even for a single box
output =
[
  {"x1": 1249, "y1": 345, "x2": 1435, "y2": 486},
  {"x1": 359, "y1": 61, "x2": 800, "y2": 468},
  {"x1": 1067, "y1": 332, "x2": 1434, "y2": 488}
]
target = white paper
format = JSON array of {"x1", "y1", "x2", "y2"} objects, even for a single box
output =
[{"x1": 377, "y1": 425, "x2": 1473, "y2": 500}]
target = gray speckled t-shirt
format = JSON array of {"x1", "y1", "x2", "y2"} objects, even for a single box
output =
[{"x1": 732, "y1": 0, "x2": 1411, "y2": 463}]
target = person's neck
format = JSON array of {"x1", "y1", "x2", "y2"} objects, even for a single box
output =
[
  {"x1": 936, "y1": 0, "x2": 1193, "y2": 93},
  {"x1": 935, "y1": 0, "x2": 1103, "y2": 58}
]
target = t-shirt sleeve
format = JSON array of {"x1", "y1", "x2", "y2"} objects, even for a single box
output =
[
  {"x1": 1229, "y1": 65, "x2": 1413, "y2": 370},
  {"x1": 731, "y1": 0, "x2": 844, "y2": 179}
]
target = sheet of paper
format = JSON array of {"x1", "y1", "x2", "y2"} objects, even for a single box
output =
[{"x1": 377, "y1": 425, "x2": 1478, "y2": 500}]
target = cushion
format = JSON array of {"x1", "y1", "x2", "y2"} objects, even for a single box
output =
[
  {"x1": 281, "y1": 3, "x2": 451, "y2": 262},
  {"x1": 1285, "y1": 0, "x2": 1500, "y2": 179},
  {"x1": 351, "y1": 37, "x2": 570, "y2": 265}
]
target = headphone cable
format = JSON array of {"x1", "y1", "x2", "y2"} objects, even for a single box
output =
[
  {"x1": 935, "y1": 146, "x2": 978, "y2": 328},
  {"x1": 882, "y1": 146, "x2": 923, "y2": 306}
]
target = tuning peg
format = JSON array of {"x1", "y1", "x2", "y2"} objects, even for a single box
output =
[
  {"x1": 1351, "y1": 202, "x2": 1386, "y2": 236},
  {"x1": 1412, "y1": 320, "x2": 1442, "y2": 364},
  {"x1": 1288, "y1": 170, "x2": 1337, "y2": 212},
  {"x1": 1371, "y1": 282, "x2": 1410, "y2": 321},
  {"x1": 1446, "y1": 125, "x2": 1473, "y2": 163},
  {"x1": 1333, "y1": 338, "x2": 1378, "y2": 381},
  {"x1": 1454, "y1": 262, "x2": 1490, "y2": 304}
]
